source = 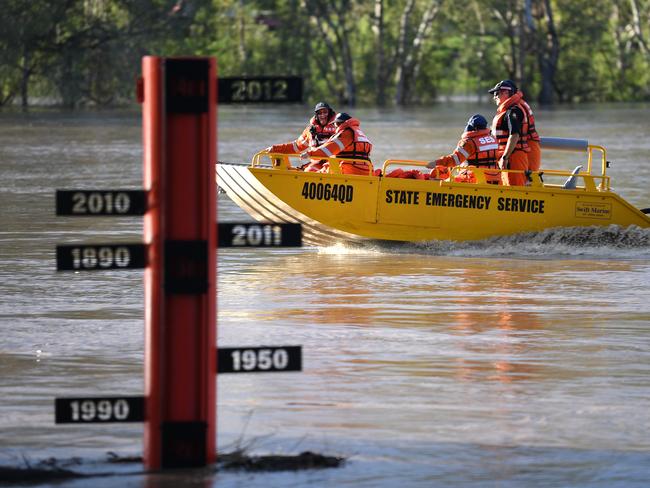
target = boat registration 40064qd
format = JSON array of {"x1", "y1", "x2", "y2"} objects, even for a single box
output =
[
  {"x1": 301, "y1": 182, "x2": 354, "y2": 204},
  {"x1": 216, "y1": 138, "x2": 649, "y2": 246}
]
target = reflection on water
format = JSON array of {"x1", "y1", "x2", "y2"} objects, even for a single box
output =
[
  {"x1": 217, "y1": 247, "x2": 650, "y2": 457},
  {"x1": 1, "y1": 109, "x2": 650, "y2": 486}
]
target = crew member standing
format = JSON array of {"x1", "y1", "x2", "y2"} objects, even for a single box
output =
[
  {"x1": 488, "y1": 80, "x2": 529, "y2": 186},
  {"x1": 265, "y1": 102, "x2": 336, "y2": 172},
  {"x1": 520, "y1": 98, "x2": 542, "y2": 172},
  {"x1": 302, "y1": 112, "x2": 373, "y2": 175},
  {"x1": 427, "y1": 114, "x2": 500, "y2": 184}
]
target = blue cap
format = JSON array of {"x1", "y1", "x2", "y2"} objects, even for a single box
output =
[
  {"x1": 488, "y1": 79, "x2": 518, "y2": 94},
  {"x1": 314, "y1": 102, "x2": 332, "y2": 113},
  {"x1": 465, "y1": 114, "x2": 488, "y2": 132},
  {"x1": 334, "y1": 112, "x2": 351, "y2": 124}
]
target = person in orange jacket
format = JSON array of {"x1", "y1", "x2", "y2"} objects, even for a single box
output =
[
  {"x1": 265, "y1": 102, "x2": 336, "y2": 172},
  {"x1": 489, "y1": 79, "x2": 530, "y2": 186},
  {"x1": 427, "y1": 114, "x2": 500, "y2": 184},
  {"x1": 301, "y1": 112, "x2": 373, "y2": 176},
  {"x1": 519, "y1": 97, "x2": 542, "y2": 172}
]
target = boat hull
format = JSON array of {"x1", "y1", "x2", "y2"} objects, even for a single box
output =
[{"x1": 217, "y1": 164, "x2": 649, "y2": 245}]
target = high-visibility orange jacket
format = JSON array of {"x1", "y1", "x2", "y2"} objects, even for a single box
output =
[
  {"x1": 305, "y1": 118, "x2": 372, "y2": 161},
  {"x1": 305, "y1": 118, "x2": 373, "y2": 175},
  {"x1": 520, "y1": 96, "x2": 541, "y2": 171},
  {"x1": 520, "y1": 97, "x2": 540, "y2": 143},
  {"x1": 268, "y1": 114, "x2": 336, "y2": 154},
  {"x1": 491, "y1": 92, "x2": 530, "y2": 156},
  {"x1": 434, "y1": 128, "x2": 498, "y2": 168}
]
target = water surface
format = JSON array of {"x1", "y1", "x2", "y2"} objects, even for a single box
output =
[{"x1": 1, "y1": 106, "x2": 649, "y2": 487}]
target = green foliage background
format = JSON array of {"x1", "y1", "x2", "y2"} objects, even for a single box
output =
[{"x1": 1, "y1": 0, "x2": 649, "y2": 108}]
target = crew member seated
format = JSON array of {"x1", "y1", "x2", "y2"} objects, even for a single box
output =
[
  {"x1": 264, "y1": 102, "x2": 336, "y2": 172},
  {"x1": 301, "y1": 112, "x2": 373, "y2": 176},
  {"x1": 428, "y1": 114, "x2": 500, "y2": 184}
]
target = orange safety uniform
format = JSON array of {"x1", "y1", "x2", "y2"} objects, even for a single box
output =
[
  {"x1": 434, "y1": 128, "x2": 500, "y2": 184},
  {"x1": 305, "y1": 118, "x2": 373, "y2": 175},
  {"x1": 520, "y1": 96, "x2": 541, "y2": 172},
  {"x1": 268, "y1": 113, "x2": 336, "y2": 172},
  {"x1": 492, "y1": 93, "x2": 530, "y2": 186},
  {"x1": 268, "y1": 114, "x2": 336, "y2": 154}
]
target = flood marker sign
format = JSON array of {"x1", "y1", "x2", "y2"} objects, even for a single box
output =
[
  {"x1": 218, "y1": 346, "x2": 302, "y2": 373},
  {"x1": 56, "y1": 244, "x2": 147, "y2": 271},
  {"x1": 218, "y1": 223, "x2": 302, "y2": 248},
  {"x1": 55, "y1": 396, "x2": 145, "y2": 423},
  {"x1": 56, "y1": 190, "x2": 147, "y2": 216}
]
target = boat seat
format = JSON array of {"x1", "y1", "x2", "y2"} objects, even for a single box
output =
[{"x1": 562, "y1": 165, "x2": 583, "y2": 190}]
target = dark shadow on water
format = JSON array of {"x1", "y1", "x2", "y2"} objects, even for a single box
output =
[{"x1": 0, "y1": 450, "x2": 344, "y2": 485}]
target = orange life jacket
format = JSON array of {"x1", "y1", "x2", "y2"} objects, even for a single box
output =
[
  {"x1": 430, "y1": 166, "x2": 450, "y2": 180},
  {"x1": 335, "y1": 120, "x2": 372, "y2": 161},
  {"x1": 491, "y1": 92, "x2": 530, "y2": 155},
  {"x1": 520, "y1": 98, "x2": 540, "y2": 142},
  {"x1": 308, "y1": 118, "x2": 372, "y2": 162},
  {"x1": 307, "y1": 114, "x2": 337, "y2": 147},
  {"x1": 386, "y1": 168, "x2": 432, "y2": 180},
  {"x1": 461, "y1": 129, "x2": 499, "y2": 167},
  {"x1": 269, "y1": 113, "x2": 336, "y2": 154},
  {"x1": 435, "y1": 129, "x2": 498, "y2": 168}
]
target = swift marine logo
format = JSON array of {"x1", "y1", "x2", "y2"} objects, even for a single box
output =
[{"x1": 575, "y1": 202, "x2": 612, "y2": 220}]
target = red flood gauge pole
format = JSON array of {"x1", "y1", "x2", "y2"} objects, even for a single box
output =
[{"x1": 140, "y1": 56, "x2": 217, "y2": 469}]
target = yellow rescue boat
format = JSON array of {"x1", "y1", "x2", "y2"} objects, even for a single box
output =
[{"x1": 216, "y1": 138, "x2": 650, "y2": 246}]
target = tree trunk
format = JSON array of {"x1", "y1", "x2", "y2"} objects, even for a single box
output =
[
  {"x1": 304, "y1": 0, "x2": 356, "y2": 106},
  {"x1": 394, "y1": 0, "x2": 440, "y2": 105},
  {"x1": 410, "y1": 2, "x2": 441, "y2": 98},
  {"x1": 492, "y1": 4, "x2": 517, "y2": 79},
  {"x1": 393, "y1": 0, "x2": 416, "y2": 105},
  {"x1": 238, "y1": 0, "x2": 247, "y2": 73},
  {"x1": 472, "y1": 0, "x2": 488, "y2": 102},
  {"x1": 536, "y1": 0, "x2": 559, "y2": 105},
  {"x1": 341, "y1": 35, "x2": 356, "y2": 106},
  {"x1": 611, "y1": 2, "x2": 628, "y2": 74},
  {"x1": 20, "y1": 45, "x2": 30, "y2": 110},
  {"x1": 517, "y1": 0, "x2": 532, "y2": 91},
  {"x1": 516, "y1": 1, "x2": 527, "y2": 88},
  {"x1": 629, "y1": 0, "x2": 650, "y2": 59},
  {"x1": 372, "y1": 0, "x2": 387, "y2": 106}
]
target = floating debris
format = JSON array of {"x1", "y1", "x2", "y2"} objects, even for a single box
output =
[
  {"x1": 218, "y1": 450, "x2": 344, "y2": 472},
  {"x1": 0, "y1": 465, "x2": 85, "y2": 484},
  {"x1": 0, "y1": 449, "x2": 344, "y2": 484},
  {"x1": 106, "y1": 451, "x2": 143, "y2": 464}
]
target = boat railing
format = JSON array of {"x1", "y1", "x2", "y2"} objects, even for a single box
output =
[
  {"x1": 380, "y1": 159, "x2": 539, "y2": 186},
  {"x1": 251, "y1": 151, "x2": 374, "y2": 175},
  {"x1": 252, "y1": 151, "x2": 289, "y2": 168},
  {"x1": 380, "y1": 139, "x2": 611, "y2": 191},
  {"x1": 253, "y1": 140, "x2": 611, "y2": 192},
  {"x1": 540, "y1": 138, "x2": 610, "y2": 191}
]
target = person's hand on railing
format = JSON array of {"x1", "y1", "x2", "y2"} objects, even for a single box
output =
[{"x1": 426, "y1": 158, "x2": 443, "y2": 169}]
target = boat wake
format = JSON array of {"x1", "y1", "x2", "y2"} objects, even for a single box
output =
[{"x1": 319, "y1": 225, "x2": 650, "y2": 260}]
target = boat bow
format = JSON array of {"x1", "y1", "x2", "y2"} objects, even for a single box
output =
[{"x1": 216, "y1": 163, "x2": 371, "y2": 246}]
